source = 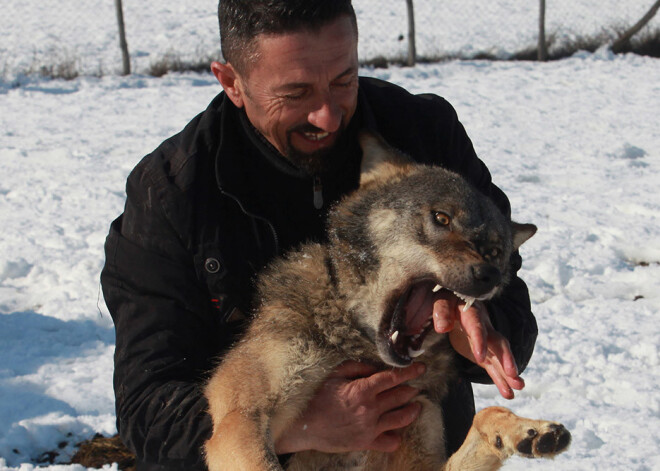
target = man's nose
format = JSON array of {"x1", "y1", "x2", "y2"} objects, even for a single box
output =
[{"x1": 307, "y1": 93, "x2": 342, "y2": 133}]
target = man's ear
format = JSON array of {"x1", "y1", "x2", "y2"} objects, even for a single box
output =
[
  {"x1": 211, "y1": 61, "x2": 245, "y2": 108},
  {"x1": 358, "y1": 131, "x2": 414, "y2": 187}
]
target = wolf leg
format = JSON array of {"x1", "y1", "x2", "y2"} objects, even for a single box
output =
[
  {"x1": 205, "y1": 409, "x2": 281, "y2": 471},
  {"x1": 385, "y1": 396, "x2": 446, "y2": 471},
  {"x1": 443, "y1": 406, "x2": 571, "y2": 471},
  {"x1": 204, "y1": 329, "x2": 337, "y2": 471},
  {"x1": 204, "y1": 336, "x2": 294, "y2": 471}
]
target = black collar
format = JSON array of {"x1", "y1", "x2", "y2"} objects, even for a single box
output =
[{"x1": 212, "y1": 82, "x2": 375, "y2": 216}]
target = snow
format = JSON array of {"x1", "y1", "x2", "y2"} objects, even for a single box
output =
[
  {"x1": 1, "y1": 5, "x2": 660, "y2": 471},
  {"x1": 2, "y1": 0, "x2": 659, "y2": 78}
]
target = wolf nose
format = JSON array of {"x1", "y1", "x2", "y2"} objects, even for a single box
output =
[{"x1": 471, "y1": 264, "x2": 502, "y2": 292}]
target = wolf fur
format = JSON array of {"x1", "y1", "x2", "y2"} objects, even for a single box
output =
[{"x1": 204, "y1": 131, "x2": 570, "y2": 470}]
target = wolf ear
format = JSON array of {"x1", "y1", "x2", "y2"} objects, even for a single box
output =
[
  {"x1": 511, "y1": 222, "x2": 537, "y2": 250},
  {"x1": 359, "y1": 130, "x2": 414, "y2": 187}
]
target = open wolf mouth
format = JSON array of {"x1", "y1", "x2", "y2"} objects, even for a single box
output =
[{"x1": 382, "y1": 279, "x2": 481, "y2": 365}]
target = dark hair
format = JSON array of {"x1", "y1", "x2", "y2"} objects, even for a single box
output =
[{"x1": 218, "y1": 0, "x2": 357, "y2": 73}]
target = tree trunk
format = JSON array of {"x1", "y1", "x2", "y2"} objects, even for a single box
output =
[
  {"x1": 115, "y1": 0, "x2": 131, "y2": 75},
  {"x1": 405, "y1": 0, "x2": 416, "y2": 66},
  {"x1": 612, "y1": 0, "x2": 660, "y2": 53}
]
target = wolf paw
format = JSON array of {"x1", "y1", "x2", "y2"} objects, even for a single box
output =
[
  {"x1": 512, "y1": 422, "x2": 571, "y2": 458},
  {"x1": 474, "y1": 407, "x2": 571, "y2": 461}
]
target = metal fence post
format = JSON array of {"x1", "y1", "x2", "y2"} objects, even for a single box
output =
[
  {"x1": 115, "y1": 0, "x2": 131, "y2": 75},
  {"x1": 538, "y1": 0, "x2": 548, "y2": 61},
  {"x1": 405, "y1": 0, "x2": 416, "y2": 66}
]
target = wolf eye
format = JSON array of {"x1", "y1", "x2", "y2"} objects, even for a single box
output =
[{"x1": 433, "y1": 211, "x2": 451, "y2": 226}]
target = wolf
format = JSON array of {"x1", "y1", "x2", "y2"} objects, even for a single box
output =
[{"x1": 204, "y1": 131, "x2": 570, "y2": 470}]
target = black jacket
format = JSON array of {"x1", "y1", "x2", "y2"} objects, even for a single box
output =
[{"x1": 101, "y1": 77, "x2": 537, "y2": 470}]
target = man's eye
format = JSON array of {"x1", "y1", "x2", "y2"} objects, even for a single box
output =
[
  {"x1": 284, "y1": 92, "x2": 305, "y2": 101},
  {"x1": 334, "y1": 77, "x2": 356, "y2": 88},
  {"x1": 281, "y1": 88, "x2": 307, "y2": 101}
]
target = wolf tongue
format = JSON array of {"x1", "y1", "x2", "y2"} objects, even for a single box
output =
[{"x1": 405, "y1": 284, "x2": 434, "y2": 333}]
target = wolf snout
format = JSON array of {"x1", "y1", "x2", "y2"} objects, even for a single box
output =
[{"x1": 470, "y1": 264, "x2": 502, "y2": 293}]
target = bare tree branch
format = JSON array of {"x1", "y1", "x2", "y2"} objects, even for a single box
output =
[{"x1": 612, "y1": 0, "x2": 660, "y2": 53}]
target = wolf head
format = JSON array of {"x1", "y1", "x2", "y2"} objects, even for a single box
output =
[{"x1": 327, "y1": 131, "x2": 536, "y2": 367}]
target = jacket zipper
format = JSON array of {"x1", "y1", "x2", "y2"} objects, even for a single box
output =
[{"x1": 313, "y1": 176, "x2": 323, "y2": 210}]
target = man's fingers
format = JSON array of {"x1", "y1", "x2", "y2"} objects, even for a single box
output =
[
  {"x1": 484, "y1": 362, "x2": 515, "y2": 399},
  {"x1": 362, "y1": 363, "x2": 426, "y2": 395},
  {"x1": 453, "y1": 301, "x2": 525, "y2": 398},
  {"x1": 490, "y1": 334, "x2": 519, "y2": 379},
  {"x1": 482, "y1": 353, "x2": 524, "y2": 398},
  {"x1": 511, "y1": 375, "x2": 525, "y2": 391},
  {"x1": 376, "y1": 401, "x2": 422, "y2": 434},
  {"x1": 330, "y1": 360, "x2": 379, "y2": 379},
  {"x1": 481, "y1": 341, "x2": 525, "y2": 398},
  {"x1": 368, "y1": 431, "x2": 403, "y2": 453},
  {"x1": 432, "y1": 293, "x2": 458, "y2": 333},
  {"x1": 478, "y1": 328, "x2": 523, "y2": 388},
  {"x1": 457, "y1": 303, "x2": 488, "y2": 362},
  {"x1": 374, "y1": 384, "x2": 420, "y2": 415}
]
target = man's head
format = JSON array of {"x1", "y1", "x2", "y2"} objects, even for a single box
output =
[
  {"x1": 213, "y1": 0, "x2": 360, "y2": 174},
  {"x1": 218, "y1": 0, "x2": 357, "y2": 75}
]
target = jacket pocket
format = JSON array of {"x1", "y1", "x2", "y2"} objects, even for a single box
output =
[{"x1": 193, "y1": 243, "x2": 248, "y2": 326}]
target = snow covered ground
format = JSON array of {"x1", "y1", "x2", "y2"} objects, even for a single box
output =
[
  {"x1": 1, "y1": 4, "x2": 660, "y2": 470},
  {"x1": 1, "y1": 49, "x2": 658, "y2": 471},
  {"x1": 2, "y1": 0, "x2": 659, "y2": 78}
]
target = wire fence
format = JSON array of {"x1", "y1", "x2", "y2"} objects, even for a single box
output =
[
  {"x1": 1, "y1": 0, "x2": 658, "y2": 80},
  {"x1": 361, "y1": 0, "x2": 660, "y2": 63}
]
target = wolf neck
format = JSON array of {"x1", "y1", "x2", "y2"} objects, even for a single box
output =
[
  {"x1": 312, "y1": 248, "x2": 382, "y2": 362},
  {"x1": 257, "y1": 242, "x2": 379, "y2": 361}
]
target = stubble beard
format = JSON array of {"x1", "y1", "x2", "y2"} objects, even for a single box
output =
[{"x1": 285, "y1": 123, "x2": 348, "y2": 176}]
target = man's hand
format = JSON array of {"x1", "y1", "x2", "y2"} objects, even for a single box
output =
[
  {"x1": 274, "y1": 361, "x2": 425, "y2": 455},
  {"x1": 432, "y1": 291, "x2": 524, "y2": 399}
]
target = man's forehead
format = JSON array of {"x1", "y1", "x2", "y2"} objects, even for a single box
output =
[{"x1": 249, "y1": 18, "x2": 358, "y2": 82}]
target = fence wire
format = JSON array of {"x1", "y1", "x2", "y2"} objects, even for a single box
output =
[{"x1": 1, "y1": 0, "x2": 658, "y2": 79}]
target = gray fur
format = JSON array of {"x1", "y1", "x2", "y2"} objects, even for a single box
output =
[{"x1": 203, "y1": 132, "x2": 564, "y2": 471}]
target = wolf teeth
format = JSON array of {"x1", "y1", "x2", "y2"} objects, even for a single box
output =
[
  {"x1": 432, "y1": 284, "x2": 443, "y2": 293},
  {"x1": 408, "y1": 347, "x2": 425, "y2": 358},
  {"x1": 461, "y1": 297, "x2": 476, "y2": 312},
  {"x1": 391, "y1": 331, "x2": 399, "y2": 344},
  {"x1": 452, "y1": 291, "x2": 476, "y2": 312}
]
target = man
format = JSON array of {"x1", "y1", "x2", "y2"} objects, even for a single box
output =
[{"x1": 101, "y1": 1, "x2": 537, "y2": 469}]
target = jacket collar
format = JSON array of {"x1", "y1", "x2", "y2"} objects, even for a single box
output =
[{"x1": 212, "y1": 82, "x2": 375, "y2": 215}]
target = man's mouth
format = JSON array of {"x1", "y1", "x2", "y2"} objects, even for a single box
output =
[
  {"x1": 290, "y1": 123, "x2": 337, "y2": 147},
  {"x1": 382, "y1": 280, "x2": 481, "y2": 365},
  {"x1": 301, "y1": 131, "x2": 331, "y2": 141},
  {"x1": 283, "y1": 123, "x2": 347, "y2": 175}
]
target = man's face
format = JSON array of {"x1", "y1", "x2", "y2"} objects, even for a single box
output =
[{"x1": 219, "y1": 16, "x2": 359, "y2": 172}]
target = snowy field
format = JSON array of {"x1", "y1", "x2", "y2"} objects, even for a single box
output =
[
  {"x1": 1, "y1": 0, "x2": 659, "y2": 78},
  {"x1": 1, "y1": 3, "x2": 660, "y2": 471},
  {"x1": 1, "y1": 49, "x2": 659, "y2": 471}
]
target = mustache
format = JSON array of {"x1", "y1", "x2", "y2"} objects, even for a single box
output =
[{"x1": 288, "y1": 123, "x2": 326, "y2": 134}]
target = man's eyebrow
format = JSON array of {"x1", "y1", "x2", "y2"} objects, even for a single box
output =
[
  {"x1": 275, "y1": 67, "x2": 358, "y2": 92},
  {"x1": 333, "y1": 66, "x2": 358, "y2": 81}
]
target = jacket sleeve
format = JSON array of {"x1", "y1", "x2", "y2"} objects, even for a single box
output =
[
  {"x1": 426, "y1": 96, "x2": 539, "y2": 381},
  {"x1": 101, "y1": 161, "x2": 236, "y2": 469}
]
